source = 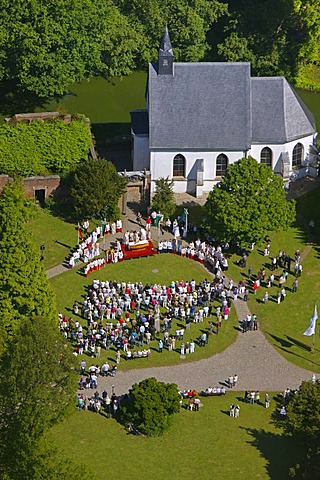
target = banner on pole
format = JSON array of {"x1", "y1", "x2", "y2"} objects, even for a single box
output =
[{"x1": 303, "y1": 305, "x2": 318, "y2": 336}]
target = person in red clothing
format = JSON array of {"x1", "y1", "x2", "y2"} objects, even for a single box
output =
[{"x1": 146, "y1": 216, "x2": 151, "y2": 231}]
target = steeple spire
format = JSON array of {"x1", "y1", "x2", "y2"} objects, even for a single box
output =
[{"x1": 158, "y1": 26, "x2": 173, "y2": 75}]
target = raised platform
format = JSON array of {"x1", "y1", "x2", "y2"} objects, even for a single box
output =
[{"x1": 122, "y1": 241, "x2": 157, "y2": 260}]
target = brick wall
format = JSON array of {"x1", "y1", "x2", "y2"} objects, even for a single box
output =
[{"x1": 0, "y1": 175, "x2": 60, "y2": 198}]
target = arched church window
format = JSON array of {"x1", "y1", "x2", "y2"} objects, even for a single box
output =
[
  {"x1": 173, "y1": 154, "x2": 185, "y2": 177},
  {"x1": 292, "y1": 143, "x2": 303, "y2": 167},
  {"x1": 260, "y1": 147, "x2": 272, "y2": 167},
  {"x1": 216, "y1": 154, "x2": 228, "y2": 177}
]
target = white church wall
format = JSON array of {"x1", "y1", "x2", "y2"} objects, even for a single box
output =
[
  {"x1": 150, "y1": 149, "x2": 246, "y2": 193},
  {"x1": 250, "y1": 134, "x2": 315, "y2": 174}
]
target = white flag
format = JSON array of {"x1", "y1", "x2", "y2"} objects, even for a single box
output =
[{"x1": 304, "y1": 305, "x2": 318, "y2": 336}]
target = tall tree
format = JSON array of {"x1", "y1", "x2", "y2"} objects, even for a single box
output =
[
  {"x1": 0, "y1": 0, "x2": 140, "y2": 97},
  {"x1": 151, "y1": 176, "x2": 176, "y2": 220},
  {"x1": 280, "y1": 380, "x2": 320, "y2": 478},
  {"x1": 0, "y1": 179, "x2": 56, "y2": 352},
  {"x1": 71, "y1": 158, "x2": 128, "y2": 221},
  {"x1": 0, "y1": 316, "x2": 77, "y2": 480},
  {"x1": 204, "y1": 157, "x2": 296, "y2": 245},
  {"x1": 118, "y1": 0, "x2": 228, "y2": 65}
]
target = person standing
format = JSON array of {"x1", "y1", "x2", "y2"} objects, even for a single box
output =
[
  {"x1": 265, "y1": 393, "x2": 270, "y2": 408},
  {"x1": 194, "y1": 397, "x2": 200, "y2": 411},
  {"x1": 136, "y1": 211, "x2": 143, "y2": 226},
  {"x1": 158, "y1": 339, "x2": 163, "y2": 353},
  {"x1": 233, "y1": 374, "x2": 238, "y2": 389},
  {"x1": 292, "y1": 279, "x2": 298, "y2": 293},
  {"x1": 277, "y1": 291, "x2": 281, "y2": 304},
  {"x1": 116, "y1": 350, "x2": 121, "y2": 364},
  {"x1": 234, "y1": 405, "x2": 240, "y2": 418},
  {"x1": 229, "y1": 404, "x2": 235, "y2": 417}
]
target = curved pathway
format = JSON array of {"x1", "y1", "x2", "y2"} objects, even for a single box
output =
[
  {"x1": 48, "y1": 191, "x2": 315, "y2": 394},
  {"x1": 97, "y1": 321, "x2": 313, "y2": 396}
]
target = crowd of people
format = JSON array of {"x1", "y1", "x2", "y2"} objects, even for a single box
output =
[{"x1": 60, "y1": 276, "x2": 234, "y2": 369}]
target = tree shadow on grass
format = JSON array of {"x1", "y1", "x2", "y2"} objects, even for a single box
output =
[
  {"x1": 278, "y1": 347, "x2": 320, "y2": 366},
  {"x1": 285, "y1": 335, "x2": 312, "y2": 352},
  {"x1": 266, "y1": 332, "x2": 293, "y2": 349},
  {"x1": 242, "y1": 427, "x2": 302, "y2": 480}
]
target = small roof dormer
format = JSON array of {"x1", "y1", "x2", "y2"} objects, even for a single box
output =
[{"x1": 158, "y1": 26, "x2": 173, "y2": 76}]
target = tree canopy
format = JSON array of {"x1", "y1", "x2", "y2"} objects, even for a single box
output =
[
  {"x1": 203, "y1": 157, "x2": 296, "y2": 245},
  {"x1": 0, "y1": 117, "x2": 91, "y2": 176},
  {"x1": 0, "y1": 0, "x2": 227, "y2": 98},
  {"x1": 0, "y1": 0, "x2": 318, "y2": 96},
  {"x1": 118, "y1": 377, "x2": 181, "y2": 436},
  {"x1": 280, "y1": 380, "x2": 320, "y2": 478},
  {"x1": 151, "y1": 177, "x2": 176, "y2": 220},
  {"x1": 214, "y1": 0, "x2": 320, "y2": 89},
  {"x1": 0, "y1": 180, "x2": 56, "y2": 351},
  {"x1": 71, "y1": 158, "x2": 128, "y2": 221},
  {"x1": 0, "y1": 179, "x2": 78, "y2": 479},
  {"x1": 0, "y1": 316, "x2": 77, "y2": 480}
]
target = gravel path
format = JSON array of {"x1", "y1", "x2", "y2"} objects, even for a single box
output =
[
  {"x1": 95, "y1": 316, "x2": 313, "y2": 396},
  {"x1": 47, "y1": 192, "x2": 314, "y2": 394},
  {"x1": 90, "y1": 241, "x2": 315, "y2": 396}
]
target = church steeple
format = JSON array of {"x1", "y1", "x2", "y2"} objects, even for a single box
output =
[{"x1": 158, "y1": 26, "x2": 173, "y2": 75}]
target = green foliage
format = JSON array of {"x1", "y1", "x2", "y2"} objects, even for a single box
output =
[
  {"x1": 295, "y1": 64, "x2": 320, "y2": 91},
  {"x1": 0, "y1": 0, "x2": 227, "y2": 97},
  {"x1": 0, "y1": 0, "x2": 138, "y2": 97},
  {"x1": 0, "y1": 316, "x2": 77, "y2": 480},
  {"x1": 118, "y1": 0, "x2": 227, "y2": 65},
  {"x1": 204, "y1": 157, "x2": 296, "y2": 245},
  {"x1": 214, "y1": 0, "x2": 320, "y2": 86},
  {"x1": 0, "y1": 118, "x2": 91, "y2": 176},
  {"x1": 283, "y1": 380, "x2": 320, "y2": 444},
  {"x1": 151, "y1": 176, "x2": 176, "y2": 220},
  {"x1": 118, "y1": 377, "x2": 181, "y2": 436},
  {"x1": 0, "y1": 180, "x2": 56, "y2": 351},
  {"x1": 281, "y1": 380, "x2": 320, "y2": 479},
  {"x1": 71, "y1": 158, "x2": 127, "y2": 220}
]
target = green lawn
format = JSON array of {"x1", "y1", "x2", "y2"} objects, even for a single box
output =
[
  {"x1": 50, "y1": 393, "x2": 301, "y2": 480},
  {"x1": 226, "y1": 219, "x2": 320, "y2": 372},
  {"x1": 50, "y1": 255, "x2": 238, "y2": 369},
  {"x1": 34, "y1": 183, "x2": 320, "y2": 372},
  {"x1": 27, "y1": 206, "x2": 77, "y2": 269}
]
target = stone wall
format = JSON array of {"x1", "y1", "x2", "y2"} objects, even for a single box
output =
[{"x1": 0, "y1": 175, "x2": 60, "y2": 198}]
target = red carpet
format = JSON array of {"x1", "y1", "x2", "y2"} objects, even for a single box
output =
[{"x1": 122, "y1": 241, "x2": 157, "y2": 260}]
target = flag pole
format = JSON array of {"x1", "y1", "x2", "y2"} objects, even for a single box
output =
[
  {"x1": 312, "y1": 302, "x2": 317, "y2": 353},
  {"x1": 312, "y1": 332, "x2": 315, "y2": 354}
]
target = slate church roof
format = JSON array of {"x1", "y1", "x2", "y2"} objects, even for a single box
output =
[
  {"x1": 251, "y1": 77, "x2": 316, "y2": 144},
  {"x1": 136, "y1": 29, "x2": 316, "y2": 151},
  {"x1": 148, "y1": 61, "x2": 252, "y2": 151}
]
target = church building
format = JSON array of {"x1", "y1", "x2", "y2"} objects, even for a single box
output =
[{"x1": 131, "y1": 28, "x2": 317, "y2": 197}]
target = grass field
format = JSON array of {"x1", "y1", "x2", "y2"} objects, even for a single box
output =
[
  {"x1": 50, "y1": 255, "x2": 238, "y2": 369},
  {"x1": 226, "y1": 211, "x2": 320, "y2": 372},
  {"x1": 34, "y1": 183, "x2": 320, "y2": 372},
  {"x1": 50, "y1": 393, "x2": 301, "y2": 480},
  {"x1": 27, "y1": 205, "x2": 78, "y2": 269}
]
